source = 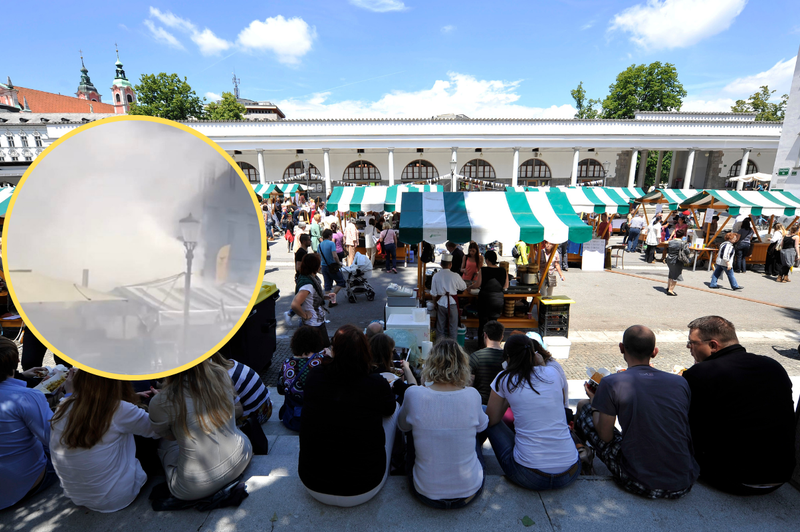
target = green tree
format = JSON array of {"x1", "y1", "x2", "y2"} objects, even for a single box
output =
[
  {"x1": 601, "y1": 62, "x2": 686, "y2": 119},
  {"x1": 571, "y1": 81, "x2": 601, "y2": 119},
  {"x1": 206, "y1": 92, "x2": 246, "y2": 120},
  {"x1": 128, "y1": 73, "x2": 206, "y2": 120},
  {"x1": 643, "y1": 150, "x2": 673, "y2": 187},
  {"x1": 731, "y1": 86, "x2": 788, "y2": 121}
]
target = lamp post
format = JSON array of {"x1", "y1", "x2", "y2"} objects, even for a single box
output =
[
  {"x1": 450, "y1": 154, "x2": 457, "y2": 192},
  {"x1": 302, "y1": 158, "x2": 310, "y2": 197},
  {"x1": 602, "y1": 161, "x2": 610, "y2": 187},
  {"x1": 179, "y1": 213, "x2": 200, "y2": 352}
]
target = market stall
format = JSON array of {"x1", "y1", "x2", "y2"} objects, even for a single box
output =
[
  {"x1": 252, "y1": 183, "x2": 306, "y2": 197},
  {"x1": 677, "y1": 189, "x2": 800, "y2": 266},
  {"x1": 399, "y1": 190, "x2": 592, "y2": 330}
]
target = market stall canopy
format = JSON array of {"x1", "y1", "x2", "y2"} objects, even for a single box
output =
[
  {"x1": 727, "y1": 172, "x2": 772, "y2": 183},
  {"x1": 561, "y1": 186, "x2": 644, "y2": 214},
  {"x1": 505, "y1": 186, "x2": 553, "y2": 192},
  {"x1": 252, "y1": 183, "x2": 306, "y2": 196},
  {"x1": 638, "y1": 189, "x2": 694, "y2": 210},
  {"x1": 679, "y1": 189, "x2": 800, "y2": 217},
  {"x1": 8, "y1": 270, "x2": 126, "y2": 304},
  {"x1": 399, "y1": 191, "x2": 592, "y2": 247},
  {"x1": 0, "y1": 186, "x2": 15, "y2": 216},
  {"x1": 326, "y1": 185, "x2": 443, "y2": 213}
]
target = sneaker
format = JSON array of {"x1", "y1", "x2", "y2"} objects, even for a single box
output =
[
  {"x1": 709, "y1": 286, "x2": 720, "y2": 289},
  {"x1": 733, "y1": 286, "x2": 744, "y2": 291},
  {"x1": 328, "y1": 301, "x2": 338, "y2": 308},
  {"x1": 283, "y1": 311, "x2": 293, "y2": 327}
]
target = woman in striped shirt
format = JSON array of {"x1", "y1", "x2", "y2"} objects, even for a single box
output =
[{"x1": 211, "y1": 353, "x2": 272, "y2": 425}]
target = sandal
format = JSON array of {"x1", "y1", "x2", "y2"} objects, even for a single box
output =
[{"x1": 667, "y1": 291, "x2": 677, "y2": 296}]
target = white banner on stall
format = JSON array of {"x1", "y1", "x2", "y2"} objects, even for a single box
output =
[{"x1": 582, "y1": 238, "x2": 606, "y2": 271}]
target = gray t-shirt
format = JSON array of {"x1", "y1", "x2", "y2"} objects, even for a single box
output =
[{"x1": 592, "y1": 365, "x2": 699, "y2": 491}]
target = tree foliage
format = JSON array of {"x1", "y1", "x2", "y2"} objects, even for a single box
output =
[
  {"x1": 601, "y1": 62, "x2": 686, "y2": 119},
  {"x1": 206, "y1": 92, "x2": 246, "y2": 121},
  {"x1": 571, "y1": 82, "x2": 601, "y2": 119},
  {"x1": 731, "y1": 86, "x2": 788, "y2": 121},
  {"x1": 128, "y1": 73, "x2": 206, "y2": 120}
]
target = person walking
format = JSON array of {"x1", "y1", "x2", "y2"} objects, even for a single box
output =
[
  {"x1": 345, "y1": 217, "x2": 359, "y2": 267},
  {"x1": 644, "y1": 215, "x2": 662, "y2": 264},
  {"x1": 665, "y1": 229, "x2": 690, "y2": 297},
  {"x1": 709, "y1": 232, "x2": 743, "y2": 291},
  {"x1": 777, "y1": 225, "x2": 800, "y2": 283},
  {"x1": 364, "y1": 219, "x2": 378, "y2": 267},
  {"x1": 734, "y1": 218, "x2": 754, "y2": 273},
  {"x1": 379, "y1": 222, "x2": 398, "y2": 274},
  {"x1": 765, "y1": 223, "x2": 786, "y2": 277},
  {"x1": 310, "y1": 214, "x2": 322, "y2": 253},
  {"x1": 626, "y1": 212, "x2": 645, "y2": 253}
]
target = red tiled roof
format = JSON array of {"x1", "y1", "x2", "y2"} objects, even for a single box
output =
[{"x1": 15, "y1": 87, "x2": 117, "y2": 114}]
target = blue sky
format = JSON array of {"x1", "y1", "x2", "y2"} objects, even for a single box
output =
[{"x1": 6, "y1": 0, "x2": 800, "y2": 118}]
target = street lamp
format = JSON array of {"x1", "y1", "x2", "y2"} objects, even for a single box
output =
[
  {"x1": 450, "y1": 153, "x2": 457, "y2": 192},
  {"x1": 302, "y1": 158, "x2": 310, "y2": 196},
  {"x1": 179, "y1": 213, "x2": 200, "y2": 352},
  {"x1": 602, "y1": 161, "x2": 610, "y2": 187}
]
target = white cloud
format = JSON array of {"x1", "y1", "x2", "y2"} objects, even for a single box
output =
[
  {"x1": 146, "y1": 8, "x2": 232, "y2": 56},
  {"x1": 722, "y1": 56, "x2": 796, "y2": 96},
  {"x1": 441, "y1": 25, "x2": 455, "y2": 34},
  {"x1": 144, "y1": 20, "x2": 185, "y2": 50},
  {"x1": 205, "y1": 92, "x2": 222, "y2": 102},
  {"x1": 610, "y1": 0, "x2": 746, "y2": 50},
  {"x1": 580, "y1": 21, "x2": 594, "y2": 31},
  {"x1": 681, "y1": 97, "x2": 737, "y2": 112},
  {"x1": 192, "y1": 29, "x2": 233, "y2": 56},
  {"x1": 349, "y1": 0, "x2": 407, "y2": 12},
  {"x1": 275, "y1": 72, "x2": 577, "y2": 119},
  {"x1": 237, "y1": 16, "x2": 317, "y2": 65}
]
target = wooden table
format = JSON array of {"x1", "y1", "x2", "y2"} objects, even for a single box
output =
[
  {"x1": 425, "y1": 290, "x2": 539, "y2": 329},
  {"x1": 689, "y1": 246, "x2": 717, "y2": 272}
]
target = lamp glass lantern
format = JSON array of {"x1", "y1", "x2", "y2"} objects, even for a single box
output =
[{"x1": 179, "y1": 213, "x2": 201, "y2": 245}]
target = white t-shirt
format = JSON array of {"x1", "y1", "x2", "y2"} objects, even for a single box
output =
[
  {"x1": 430, "y1": 269, "x2": 467, "y2": 306},
  {"x1": 298, "y1": 284, "x2": 323, "y2": 326},
  {"x1": 50, "y1": 401, "x2": 158, "y2": 513},
  {"x1": 545, "y1": 358, "x2": 569, "y2": 409},
  {"x1": 630, "y1": 216, "x2": 646, "y2": 230},
  {"x1": 397, "y1": 386, "x2": 488, "y2": 500},
  {"x1": 363, "y1": 225, "x2": 378, "y2": 249},
  {"x1": 491, "y1": 366, "x2": 578, "y2": 473}
]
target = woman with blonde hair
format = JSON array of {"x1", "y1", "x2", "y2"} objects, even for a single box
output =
[
  {"x1": 50, "y1": 370, "x2": 159, "y2": 512},
  {"x1": 397, "y1": 338, "x2": 488, "y2": 509},
  {"x1": 148, "y1": 358, "x2": 252, "y2": 501},
  {"x1": 777, "y1": 224, "x2": 800, "y2": 283}
]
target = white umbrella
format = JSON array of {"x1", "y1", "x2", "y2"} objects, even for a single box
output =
[{"x1": 727, "y1": 172, "x2": 772, "y2": 183}]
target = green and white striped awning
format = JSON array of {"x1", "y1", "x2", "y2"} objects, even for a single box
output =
[
  {"x1": 638, "y1": 189, "x2": 693, "y2": 210},
  {"x1": 679, "y1": 189, "x2": 800, "y2": 217},
  {"x1": 399, "y1": 191, "x2": 592, "y2": 247},
  {"x1": 326, "y1": 185, "x2": 442, "y2": 213},
  {"x1": 252, "y1": 183, "x2": 306, "y2": 196},
  {"x1": 0, "y1": 186, "x2": 15, "y2": 216},
  {"x1": 505, "y1": 186, "x2": 553, "y2": 192},
  {"x1": 561, "y1": 187, "x2": 644, "y2": 214}
]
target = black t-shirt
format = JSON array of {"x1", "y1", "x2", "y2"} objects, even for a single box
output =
[
  {"x1": 469, "y1": 347, "x2": 504, "y2": 405},
  {"x1": 450, "y1": 248, "x2": 465, "y2": 275},
  {"x1": 682, "y1": 344, "x2": 796, "y2": 487},
  {"x1": 298, "y1": 364, "x2": 397, "y2": 496},
  {"x1": 294, "y1": 247, "x2": 308, "y2": 280},
  {"x1": 480, "y1": 266, "x2": 507, "y2": 292}
]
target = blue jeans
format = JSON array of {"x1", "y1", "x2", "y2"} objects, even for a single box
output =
[
  {"x1": 626, "y1": 228, "x2": 641, "y2": 252},
  {"x1": 487, "y1": 421, "x2": 580, "y2": 491},
  {"x1": 321, "y1": 265, "x2": 345, "y2": 291},
  {"x1": 710, "y1": 264, "x2": 740, "y2": 289},
  {"x1": 384, "y1": 243, "x2": 397, "y2": 271}
]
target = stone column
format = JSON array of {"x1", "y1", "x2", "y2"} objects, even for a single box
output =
[
  {"x1": 387, "y1": 148, "x2": 395, "y2": 186},
  {"x1": 627, "y1": 149, "x2": 638, "y2": 188},
  {"x1": 655, "y1": 151, "x2": 664, "y2": 187},
  {"x1": 737, "y1": 148, "x2": 751, "y2": 191},
  {"x1": 570, "y1": 148, "x2": 580, "y2": 186},
  {"x1": 683, "y1": 149, "x2": 696, "y2": 191},
  {"x1": 322, "y1": 149, "x2": 331, "y2": 196},
  {"x1": 636, "y1": 149, "x2": 649, "y2": 187},
  {"x1": 667, "y1": 151, "x2": 677, "y2": 187},
  {"x1": 451, "y1": 147, "x2": 458, "y2": 191},
  {"x1": 256, "y1": 149, "x2": 266, "y2": 185},
  {"x1": 512, "y1": 147, "x2": 520, "y2": 187}
]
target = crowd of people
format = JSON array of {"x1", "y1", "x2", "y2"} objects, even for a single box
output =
[{"x1": 3, "y1": 314, "x2": 793, "y2": 513}]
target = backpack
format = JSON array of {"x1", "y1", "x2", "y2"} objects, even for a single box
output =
[
  {"x1": 420, "y1": 241, "x2": 435, "y2": 263},
  {"x1": 279, "y1": 353, "x2": 324, "y2": 431},
  {"x1": 512, "y1": 243, "x2": 521, "y2": 259}
]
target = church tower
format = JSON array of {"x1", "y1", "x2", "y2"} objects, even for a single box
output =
[
  {"x1": 76, "y1": 52, "x2": 102, "y2": 102},
  {"x1": 110, "y1": 46, "x2": 136, "y2": 114}
]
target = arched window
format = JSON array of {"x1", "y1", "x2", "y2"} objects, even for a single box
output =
[
  {"x1": 401, "y1": 159, "x2": 439, "y2": 181},
  {"x1": 578, "y1": 159, "x2": 605, "y2": 182},
  {"x1": 115, "y1": 94, "x2": 121, "y2": 103},
  {"x1": 728, "y1": 159, "x2": 757, "y2": 177},
  {"x1": 343, "y1": 160, "x2": 381, "y2": 182},
  {"x1": 460, "y1": 159, "x2": 495, "y2": 180},
  {"x1": 518, "y1": 159, "x2": 551, "y2": 186},
  {"x1": 126, "y1": 94, "x2": 133, "y2": 103},
  {"x1": 283, "y1": 160, "x2": 321, "y2": 180},
  {"x1": 237, "y1": 161, "x2": 259, "y2": 183}
]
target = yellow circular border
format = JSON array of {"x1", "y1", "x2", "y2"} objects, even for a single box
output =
[{"x1": 1, "y1": 115, "x2": 267, "y2": 380}]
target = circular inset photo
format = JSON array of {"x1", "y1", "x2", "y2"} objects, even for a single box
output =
[{"x1": 3, "y1": 116, "x2": 265, "y2": 379}]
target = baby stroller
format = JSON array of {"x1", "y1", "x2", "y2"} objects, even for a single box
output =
[{"x1": 341, "y1": 252, "x2": 375, "y2": 303}]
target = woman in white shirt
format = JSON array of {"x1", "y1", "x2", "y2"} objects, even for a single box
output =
[
  {"x1": 363, "y1": 218, "x2": 379, "y2": 266},
  {"x1": 644, "y1": 214, "x2": 663, "y2": 264},
  {"x1": 397, "y1": 338, "x2": 488, "y2": 509},
  {"x1": 486, "y1": 334, "x2": 580, "y2": 491},
  {"x1": 50, "y1": 370, "x2": 159, "y2": 513}
]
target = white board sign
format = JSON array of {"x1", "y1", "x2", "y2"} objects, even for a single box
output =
[
  {"x1": 582, "y1": 238, "x2": 606, "y2": 271},
  {"x1": 656, "y1": 204, "x2": 663, "y2": 214},
  {"x1": 703, "y1": 209, "x2": 715, "y2": 225}
]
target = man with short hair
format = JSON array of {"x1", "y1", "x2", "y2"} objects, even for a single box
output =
[
  {"x1": 575, "y1": 325, "x2": 699, "y2": 499},
  {"x1": 445, "y1": 241, "x2": 465, "y2": 276},
  {"x1": 365, "y1": 321, "x2": 384, "y2": 340},
  {"x1": 318, "y1": 229, "x2": 344, "y2": 307},
  {"x1": 469, "y1": 320, "x2": 505, "y2": 405},
  {"x1": 430, "y1": 253, "x2": 467, "y2": 340},
  {"x1": 285, "y1": 234, "x2": 313, "y2": 327},
  {"x1": 683, "y1": 316, "x2": 795, "y2": 495},
  {"x1": 627, "y1": 212, "x2": 645, "y2": 253}
]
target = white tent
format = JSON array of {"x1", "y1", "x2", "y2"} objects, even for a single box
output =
[{"x1": 727, "y1": 173, "x2": 772, "y2": 183}]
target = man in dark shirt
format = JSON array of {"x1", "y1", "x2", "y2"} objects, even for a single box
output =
[
  {"x1": 285, "y1": 234, "x2": 312, "y2": 326},
  {"x1": 575, "y1": 325, "x2": 699, "y2": 499},
  {"x1": 446, "y1": 241, "x2": 464, "y2": 276},
  {"x1": 469, "y1": 320, "x2": 504, "y2": 404},
  {"x1": 683, "y1": 315, "x2": 795, "y2": 495}
]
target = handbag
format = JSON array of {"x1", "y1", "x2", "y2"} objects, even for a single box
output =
[
  {"x1": 677, "y1": 244, "x2": 694, "y2": 266},
  {"x1": 321, "y1": 246, "x2": 341, "y2": 274}
]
